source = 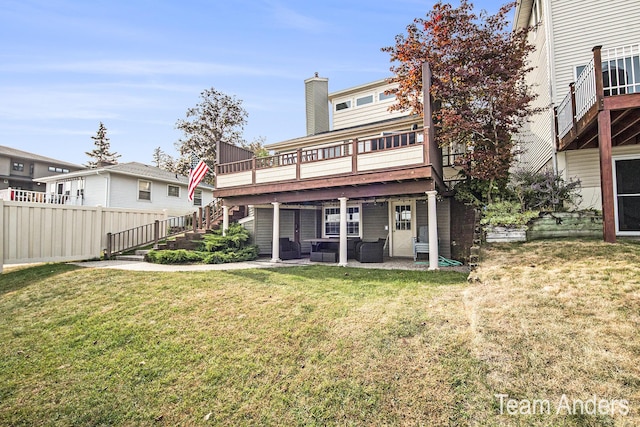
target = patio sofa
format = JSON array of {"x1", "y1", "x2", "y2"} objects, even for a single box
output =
[
  {"x1": 355, "y1": 239, "x2": 385, "y2": 263},
  {"x1": 279, "y1": 237, "x2": 301, "y2": 260}
]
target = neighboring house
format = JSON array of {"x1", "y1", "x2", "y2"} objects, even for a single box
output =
[
  {"x1": 514, "y1": 0, "x2": 640, "y2": 241},
  {"x1": 36, "y1": 162, "x2": 215, "y2": 217},
  {"x1": 0, "y1": 145, "x2": 84, "y2": 192},
  {"x1": 214, "y1": 72, "x2": 466, "y2": 268}
]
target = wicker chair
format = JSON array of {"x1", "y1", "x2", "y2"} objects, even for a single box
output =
[
  {"x1": 279, "y1": 237, "x2": 301, "y2": 260},
  {"x1": 355, "y1": 238, "x2": 385, "y2": 263}
]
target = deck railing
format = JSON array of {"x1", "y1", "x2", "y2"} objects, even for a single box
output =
[
  {"x1": 575, "y1": 56, "x2": 597, "y2": 121},
  {"x1": 556, "y1": 91, "x2": 574, "y2": 139},
  {"x1": 215, "y1": 129, "x2": 424, "y2": 178},
  {"x1": 602, "y1": 44, "x2": 640, "y2": 96},
  {"x1": 0, "y1": 188, "x2": 82, "y2": 205}
]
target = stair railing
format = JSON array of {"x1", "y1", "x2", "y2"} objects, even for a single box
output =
[{"x1": 106, "y1": 213, "x2": 197, "y2": 259}]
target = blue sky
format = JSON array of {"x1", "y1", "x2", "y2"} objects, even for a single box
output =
[{"x1": 0, "y1": 0, "x2": 504, "y2": 166}]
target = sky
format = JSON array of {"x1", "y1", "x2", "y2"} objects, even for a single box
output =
[{"x1": 0, "y1": 0, "x2": 505, "y2": 167}]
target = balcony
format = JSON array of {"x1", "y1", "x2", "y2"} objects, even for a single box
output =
[
  {"x1": 556, "y1": 44, "x2": 640, "y2": 151},
  {"x1": 0, "y1": 188, "x2": 82, "y2": 205},
  {"x1": 214, "y1": 129, "x2": 434, "y2": 203}
]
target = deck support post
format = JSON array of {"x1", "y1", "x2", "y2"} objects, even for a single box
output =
[
  {"x1": 271, "y1": 202, "x2": 281, "y2": 262},
  {"x1": 222, "y1": 205, "x2": 230, "y2": 236},
  {"x1": 426, "y1": 190, "x2": 439, "y2": 270},
  {"x1": 598, "y1": 109, "x2": 617, "y2": 243},
  {"x1": 338, "y1": 197, "x2": 348, "y2": 267}
]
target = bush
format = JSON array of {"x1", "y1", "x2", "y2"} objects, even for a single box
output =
[
  {"x1": 510, "y1": 169, "x2": 581, "y2": 212},
  {"x1": 480, "y1": 201, "x2": 539, "y2": 228},
  {"x1": 145, "y1": 223, "x2": 259, "y2": 265}
]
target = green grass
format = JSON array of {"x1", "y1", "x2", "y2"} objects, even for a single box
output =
[{"x1": 1, "y1": 240, "x2": 639, "y2": 426}]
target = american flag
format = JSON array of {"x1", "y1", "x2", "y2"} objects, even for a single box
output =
[{"x1": 188, "y1": 155, "x2": 209, "y2": 201}]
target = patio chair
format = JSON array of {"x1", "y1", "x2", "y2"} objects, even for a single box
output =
[
  {"x1": 279, "y1": 237, "x2": 301, "y2": 260},
  {"x1": 355, "y1": 238, "x2": 385, "y2": 263}
]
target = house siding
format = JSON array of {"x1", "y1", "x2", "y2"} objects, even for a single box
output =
[
  {"x1": 565, "y1": 145, "x2": 640, "y2": 210},
  {"x1": 330, "y1": 81, "x2": 409, "y2": 130},
  {"x1": 517, "y1": 14, "x2": 555, "y2": 172},
  {"x1": 550, "y1": 0, "x2": 640, "y2": 105}
]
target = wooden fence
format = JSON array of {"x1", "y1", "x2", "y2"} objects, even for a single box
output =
[{"x1": 0, "y1": 200, "x2": 167, "y2": 272}]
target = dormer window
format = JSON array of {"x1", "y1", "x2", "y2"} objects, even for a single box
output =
[{"x1": 335, "y1": 100, "x2": 351, "y2": 111}]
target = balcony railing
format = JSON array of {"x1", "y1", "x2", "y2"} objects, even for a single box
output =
[
  {"x1": 0, "y1": 188, "x2": 82, "y2": 205},
  {"x1": 556, "y1": 44, "x2": 640, "y2": 147},
  {"x1": 215, "y1": 130, "x2": 426, "y2": 189}
]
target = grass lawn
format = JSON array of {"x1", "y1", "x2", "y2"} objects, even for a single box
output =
[{"x1": 1, "y1": 239, "x2": 639, "y2": 426}]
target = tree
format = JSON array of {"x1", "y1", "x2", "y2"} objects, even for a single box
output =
[
  {"x1": 242, "y1": 136, "x2": 269, "y2": 158},
  {"x1": 85, "y1": 122, "x2": 121, "y2": 168},
  {"x1": 174, "y1": 88, "x2": 248, "y2": 176},
  {"x1": 151, "y1": 146, "x2": 176, "y2": 171},
  {"x1": 382, "y1": 1, "x2": 538, "y2": 203}
]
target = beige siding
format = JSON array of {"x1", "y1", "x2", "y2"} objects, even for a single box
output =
[
  {"x1": 1, "y1": 201, "x2": 165, "y2": 267},
  {"x1": 256, "y1": 165, "x2": 296, "y2": 183},
  {"x1": 357, "y1": 145, "x2": 424, "y2": 171},
  {"x1": 550, "y1": 0, "x2": 640, "y2": 105},
  {"x1": 300, "y1": 157, "x2": 352, "y2": 179},
  {"x1": 517, "y1": 14, "x2": 555, "y2": 172},
  {"x1": 216, "y1": 171, "x2": 252, "y2": 188},
  {"x1": 330, "y1": 81, "x2": 409, "y2": 130},
  {"x1": 565, "y1": 145, "x2": 640, "y2": 210}
]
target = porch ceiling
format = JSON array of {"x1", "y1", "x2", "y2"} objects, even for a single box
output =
[{"x1": 559, "y1": 94, "x2": 640, "y2": 151}]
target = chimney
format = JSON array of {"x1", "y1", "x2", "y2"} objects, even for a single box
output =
[{"x1": 304, "y1": 72, "x2": 329, "y2": 136}]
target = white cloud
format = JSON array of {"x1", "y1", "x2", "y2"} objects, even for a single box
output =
[{"x1": 264, "y1": 1, "x2": 329, "y2": 33}]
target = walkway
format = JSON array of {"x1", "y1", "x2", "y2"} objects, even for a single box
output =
[{"x1": 73, "y1": 257, "x2": 470, "y2": 273}]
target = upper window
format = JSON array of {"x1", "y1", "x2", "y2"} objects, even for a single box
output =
[
  {"x1": 167, "y1": 185, "x2": 180, "y2": 198},
  {"x1": 323, "y1": 205, "x2": 361, "y2": 237},
  {"x1": 356, "y1": 95, "x2": 374, "y2": 107},
  {"x1": 13, "y1": 162, "x2": 24, "y2": 171},
  {"x1": 379, "y1": 92, "x2": 395, "y2": 101},
  {"x1": 335, "y1": 100, "x2": 351, "y2": 111},
  {"x1": 138, "y1": 180, "x2": 151, "y2": 201},
  {"x1": 48, "y1": 166, "x2": 70, "y2": 173},
  {"x1": 193, "y1": 189, "x2": 202, "y2": 206}
]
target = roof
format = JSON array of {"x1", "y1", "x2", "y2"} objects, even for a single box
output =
[
  {"x1": 0, "y1": 145, "x2": 84, "y2": 169},
  {"x1": 513, "y1": 0, "x2": 534, "y2": 30},
  {"x1": 36, "y1": 161, "x2": 215, "y2": 190},
  {"x1": 328, "y1": 78, "x2": 393, "y2": 100}
]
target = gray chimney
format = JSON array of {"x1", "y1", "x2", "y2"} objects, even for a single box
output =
[{"x1": 304, "y1": 72, "x2": 329, "y2": 136}]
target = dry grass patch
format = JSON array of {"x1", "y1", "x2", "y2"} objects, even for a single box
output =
[{"x1": 467, "y1": 239, "x2": 640, "y2": 426}]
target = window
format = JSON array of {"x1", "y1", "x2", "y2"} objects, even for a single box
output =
[
  {"x1": 138, "y1": 180, "x2": 151, "y2": 200},
  {"x1": 48, "y1": 166, "x2": 70, "y2": 173},
  {"x1": 356, "y1": 94, "x2": 373, "y2": 107},
  {"x1": 335, "y1": 100, "x2": 351, "y2": 111},
  {"x1": 167, "y1": 185, "x2": 180, "y2": 198},
  {"x1": 13, "y1": 162, "x2": 24, "y2": 171},
  {"x1": 29, "y1": 164, "x2": 34, "y2": 175},
  {"x1": 323, "y1": 205, "x2": 360, "y2": 237},
  {"x1": 379, "y1": 92, "x2": 395, "y2": 101},
  {"x1": 193, "y1": 189, "x2": 202, "y2": 206},
  {"x1": 395, "y1": 204, "x2": 412, "y2": 231}
]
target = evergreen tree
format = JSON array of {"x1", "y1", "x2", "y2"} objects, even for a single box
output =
[{"x1": 85, "y1": 122, "x2": 121, "y2": 168}]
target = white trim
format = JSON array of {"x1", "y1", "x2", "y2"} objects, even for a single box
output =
[
  {"x1": 612, "y1": 154, "x2": 640, "y2": 236},
  {"x1": 322, "y1": 202, "x2": 362, "y2": 238}
]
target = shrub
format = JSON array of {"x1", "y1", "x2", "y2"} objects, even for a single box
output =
[
  {"x1": 510, "y1": 169, "x2": 581, "y2": 212},
  {"x1": 480, "y1": 201, "x2": 539, "y2": 228},
  {"x1": 145, "y1": 249, "x2": 205, "y2": 264}
]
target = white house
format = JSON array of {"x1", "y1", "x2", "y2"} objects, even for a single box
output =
[
  {"x1": 37, "y1": 162, "x2": 215, "y2": 217},
  {"x1": 514, "y1": 0, "x2": 640, "y2": 241}
]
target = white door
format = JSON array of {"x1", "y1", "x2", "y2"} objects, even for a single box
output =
[
  {"x1": 391, "y1": 200, "x2": 415, "y2": 257},
  {"x1": 613, "y1": 157, "x2": 640, "y2": 235}
]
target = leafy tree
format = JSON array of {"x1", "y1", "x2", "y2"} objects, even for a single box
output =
[
  {"x1": 242, "y1": 136, "x2": 269, "y2": 158},
  {"x1": 85, "y1": 122, "x2": 121, "y2": 168},
  {"x1": 174, "y1": 88, "x2": 248, "y2": 177},
  {"x1": 151, "y1": 146, "x2": 176, "y2": 171},
  {"x1": 382, "y1": 1, "x2": 538, "y2": 202}
]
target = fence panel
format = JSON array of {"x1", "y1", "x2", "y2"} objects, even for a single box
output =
[{"x1": 0, "y1": 201, "x2": 166, "y2": 270}]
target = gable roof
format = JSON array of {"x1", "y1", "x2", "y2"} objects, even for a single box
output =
[
  {"x1": 36, "y1": 161, "x2": 215, "y2": 189},
  {"x1": 0, "y1": 145, "x2": 84, "y2": 169}
]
